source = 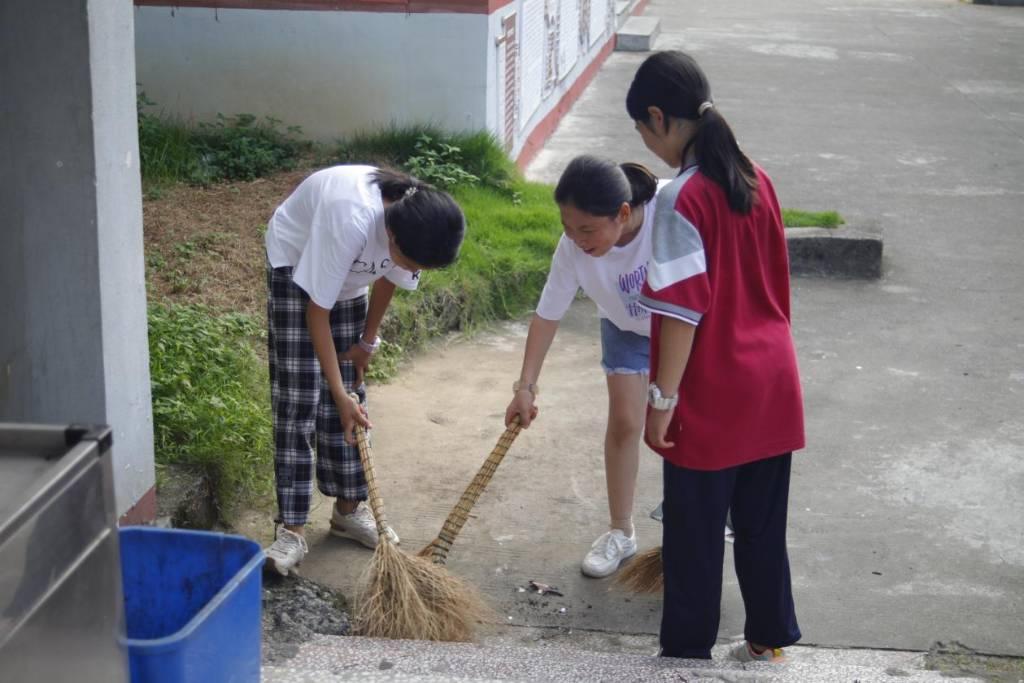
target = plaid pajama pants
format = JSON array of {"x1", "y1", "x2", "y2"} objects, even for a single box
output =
[{"x1": 267, "y1": 265, "x2": 368, "y2": 526}]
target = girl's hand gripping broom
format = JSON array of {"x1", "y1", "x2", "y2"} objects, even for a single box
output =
[{"x1": 419, "y1": 416, "x2": 523, "y2": 565}]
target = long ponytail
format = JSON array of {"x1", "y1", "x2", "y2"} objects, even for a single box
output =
[{"x1": 626, "y1": 51, "x2": 758, "y2": 214}]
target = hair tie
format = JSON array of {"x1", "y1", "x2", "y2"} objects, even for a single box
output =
[
  {"x1": 698, "y1": 101, "x2": 714, "y2": 117},
  {"x1": 404, "y1": 185, "x2": 418, "y2": 199}
]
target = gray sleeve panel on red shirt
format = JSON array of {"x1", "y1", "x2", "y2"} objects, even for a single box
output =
[{"x1": 647, "y1": 168, "x2": 707, "y2": 293}]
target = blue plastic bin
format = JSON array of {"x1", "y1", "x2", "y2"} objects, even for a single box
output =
[{"x1": 119, "y1": 527, "x2": 264, "y2": 683}]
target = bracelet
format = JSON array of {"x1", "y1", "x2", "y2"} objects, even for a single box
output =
[
  {"x1": 358, "y1": 335, "x2": 381, "y2": 354},
  {"x1": 512, "y1": 380, "x2": 539, "y2": 397}
]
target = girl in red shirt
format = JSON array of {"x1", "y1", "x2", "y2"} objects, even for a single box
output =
[{"x1": 626, "y1": 51, "x2": 804, "y2": 662}]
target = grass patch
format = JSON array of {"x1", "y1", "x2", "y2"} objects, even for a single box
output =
[
  {"x1": 782, "y1": 208, "x2": 844, "y2": 228},
  {"x1": 138, "y1": 91, "x2": 308, "y2": 191},
  {"x1": 147, "y1": 303, "x2": 273, "y2": 517}
]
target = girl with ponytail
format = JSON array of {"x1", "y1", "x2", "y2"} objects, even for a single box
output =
[
  {"x1": 505, "y1": 155, "x2": 663, "y2": 579},
  {"x1": 263, "y1": 165, "x2": 465, "y2": 575},
  {"x1": 627, "y1": 51, "x2": 805, "y2": 662}
]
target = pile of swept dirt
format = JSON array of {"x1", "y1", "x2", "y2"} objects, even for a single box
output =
[{"x1": 262, "y1": 571, "x2": 351, "y2": 662}]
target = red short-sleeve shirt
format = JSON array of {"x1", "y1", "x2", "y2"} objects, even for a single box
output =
[{"x1": 638, "y1": 165, "x2": 805, "y2": 470}]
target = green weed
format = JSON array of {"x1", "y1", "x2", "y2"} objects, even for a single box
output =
[
  {"x1": 405, "y1": 134, "x2": 481, "y2": 190},
  {"x1": 333, "y1": 125, "x2": 516, "y2": 193},
  {"x1": 148, "y1": 303, "x2": 273, "y2": 517},
  {"x1": 138, "y1": 90, "x2": 307, "y2": 187}
]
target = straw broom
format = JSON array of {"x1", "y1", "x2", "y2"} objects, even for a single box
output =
[
  {"x1": 351, "y1": 421, "x2": 492, "y2": 641},
  {"x1": 614, "y1": 546, "x2": 663, "y2": 593},
  {"x1": 419, "y1": 416, "x2": 522, "y2": 565}
]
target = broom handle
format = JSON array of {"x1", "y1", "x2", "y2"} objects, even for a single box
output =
[
  {"x1": 352, "y1": 408, "x2": 391, "y2": 538},
  {"x1": 429, "y1": 416, "x2": 522, "y2": 564}
]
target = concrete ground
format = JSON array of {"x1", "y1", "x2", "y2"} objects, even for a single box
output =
[{"x1": 260, "y1": 0, "x2": 1024, "y2": 662}]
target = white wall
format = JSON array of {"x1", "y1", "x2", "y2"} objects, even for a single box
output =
[{"x1": 135, "y1": 7, "x2": 490, "y2": 140}]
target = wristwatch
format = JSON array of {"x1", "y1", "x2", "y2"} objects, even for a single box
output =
[
  {"x1": 357, "y1": 335, "x2": 381, "y2": 354},
  {"x1": 512, "y1": 380, "x2": 539, "y2": 397},
  {"x1": 647, "y1": 383, "x2": 678, "y2": 411}
]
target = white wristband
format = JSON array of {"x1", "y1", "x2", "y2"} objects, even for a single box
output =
[{"x1": 358, "y1": 335, "x2": 381, "y2": 354}]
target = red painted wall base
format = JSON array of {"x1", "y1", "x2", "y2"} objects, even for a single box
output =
[{"x1": 118, "y1": 485, "x2": 157, "y2": 526}]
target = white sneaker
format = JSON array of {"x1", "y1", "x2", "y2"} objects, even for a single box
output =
[
  {"x1": 330, "y1": 502, "x2": 399, "y2": 549},
  {"x1": 264, "y1": 528, "x2": 308, "y2": 576},
  {"x1": 581, "y1": 529, "x2": 637, "y2": 578}
]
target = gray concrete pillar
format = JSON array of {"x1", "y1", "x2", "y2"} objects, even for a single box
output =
[{"x1": 0, "y1": 0, "x2": 155, "y2": 520}]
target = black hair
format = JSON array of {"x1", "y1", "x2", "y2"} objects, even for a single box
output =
[
  {"x1": 619, "y1": 162, "x2": 659, "y2": 208},
  {"x1": 626, "y1": 50, "x2": 758, "y2": 214},
  {"x1": 553, "y1": 155, "x2": 658, "y2": 217},
  {"x1": 371, "y1": 168, "x2": 465, "y2": 268}
]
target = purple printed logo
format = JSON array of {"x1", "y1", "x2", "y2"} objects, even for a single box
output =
[{"x1": 618, "y1": 263, "x2": 649, "y2": 319}]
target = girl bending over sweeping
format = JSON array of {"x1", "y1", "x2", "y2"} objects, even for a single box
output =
[
  {"x1": 263, "y1": 165, "x2": 465, "y2": 576},
  {"x1": 505, "y1": 155, "x2": 661, "y2": 578}
]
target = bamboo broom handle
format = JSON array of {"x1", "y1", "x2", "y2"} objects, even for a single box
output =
[
  {"x1": 353, "y1": 416, "x2": 391, "y2": 539},
  {"x1": 426, "y1": 416, "x2": 522, "y2": 565}
]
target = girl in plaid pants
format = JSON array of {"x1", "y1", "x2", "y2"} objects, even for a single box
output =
[{"x1": 263, "y1": 165, "x2": 465, "y2": 575}]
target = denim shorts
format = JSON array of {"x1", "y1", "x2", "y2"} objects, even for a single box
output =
[{"x1": 600, "y1": 317, "x2": 650, "y2": 375}]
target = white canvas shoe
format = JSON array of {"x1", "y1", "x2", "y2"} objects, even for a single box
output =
[
  {"x1": 330, "y1": 502, "x2": 399, "y2": 549},
  {"x1": 264, "y1": 527, "x2": 308, "y2": 576},
  {"x1": 581, "y1": 529, "x2": 637, "y2": 578}
]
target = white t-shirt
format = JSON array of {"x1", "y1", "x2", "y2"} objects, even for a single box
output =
[
  {"x1": 535, "y1": 187, "x2": 662, "y2": 337},
  {"x1": 265, "y1": 165, "x2": 421, "y2": 309}
]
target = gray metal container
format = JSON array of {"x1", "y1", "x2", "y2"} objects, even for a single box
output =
[{"x1": 0, "y1": 423, "x2": 129, "y2": 682}]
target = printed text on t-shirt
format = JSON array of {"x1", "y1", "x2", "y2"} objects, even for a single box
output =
[{"x1": 618, "y1": 263, "x2": 650, "y2": 320}]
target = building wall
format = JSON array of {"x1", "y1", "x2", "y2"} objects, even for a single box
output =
[
  {"x1": 486, "y1": 0, "x2": 617, "y2": 163},
  {"x1": 134, "y1": 0, "x2": 621, "y2": 163},
  {"x1": 0, "y1": 0, "x2": 155, "y2": 520},
  {"x1": 134, "y1": 6, "x2": 491, "y2": 140}
]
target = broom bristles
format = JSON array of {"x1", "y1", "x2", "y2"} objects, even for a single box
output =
[
  {"x1": 613, "y1": 546, "x2": 663, "y2": 593},
  {"x1": 354, "y1": 540, "x2": 494, "y2": 641},
  {"x1": 351, "y1": 419, "x2": 494, "y2": 642}
]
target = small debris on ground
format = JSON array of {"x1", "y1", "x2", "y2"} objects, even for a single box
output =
[{"x1": 528, "y1": 580, "x2": 564, "y2": 596}]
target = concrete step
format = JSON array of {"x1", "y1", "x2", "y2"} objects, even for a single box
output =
[
  {"x1": 615, "y1": 16, "x2": 661, "y2": 52},
  {"x1": 262, "y1": 635, "x2": 980, "y2": 683}
]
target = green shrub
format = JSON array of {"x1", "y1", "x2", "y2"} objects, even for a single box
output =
[
  {"x1": 405, "y1": 134, "x2": 481, "y2": 190},
  {"x1": 192, "y1": 113, "x2": 306, "y2": 182},
  {"x1": 333, "y1": 125, "x2": 516, "y2": 192},
  {"x1": 148, "y1": 303, "x2": 273, "y2": 513},
  {"x1": 138, "y1": 91, "x2": 306, "y2": 186}
]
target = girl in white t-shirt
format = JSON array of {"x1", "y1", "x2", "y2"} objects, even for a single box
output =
[
  {"x1": 263, "y1": 165, "x2": 465, "y2": 576},
  {"x1": 505, "y1": 155, "x2": 660, "y2": 578}
]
